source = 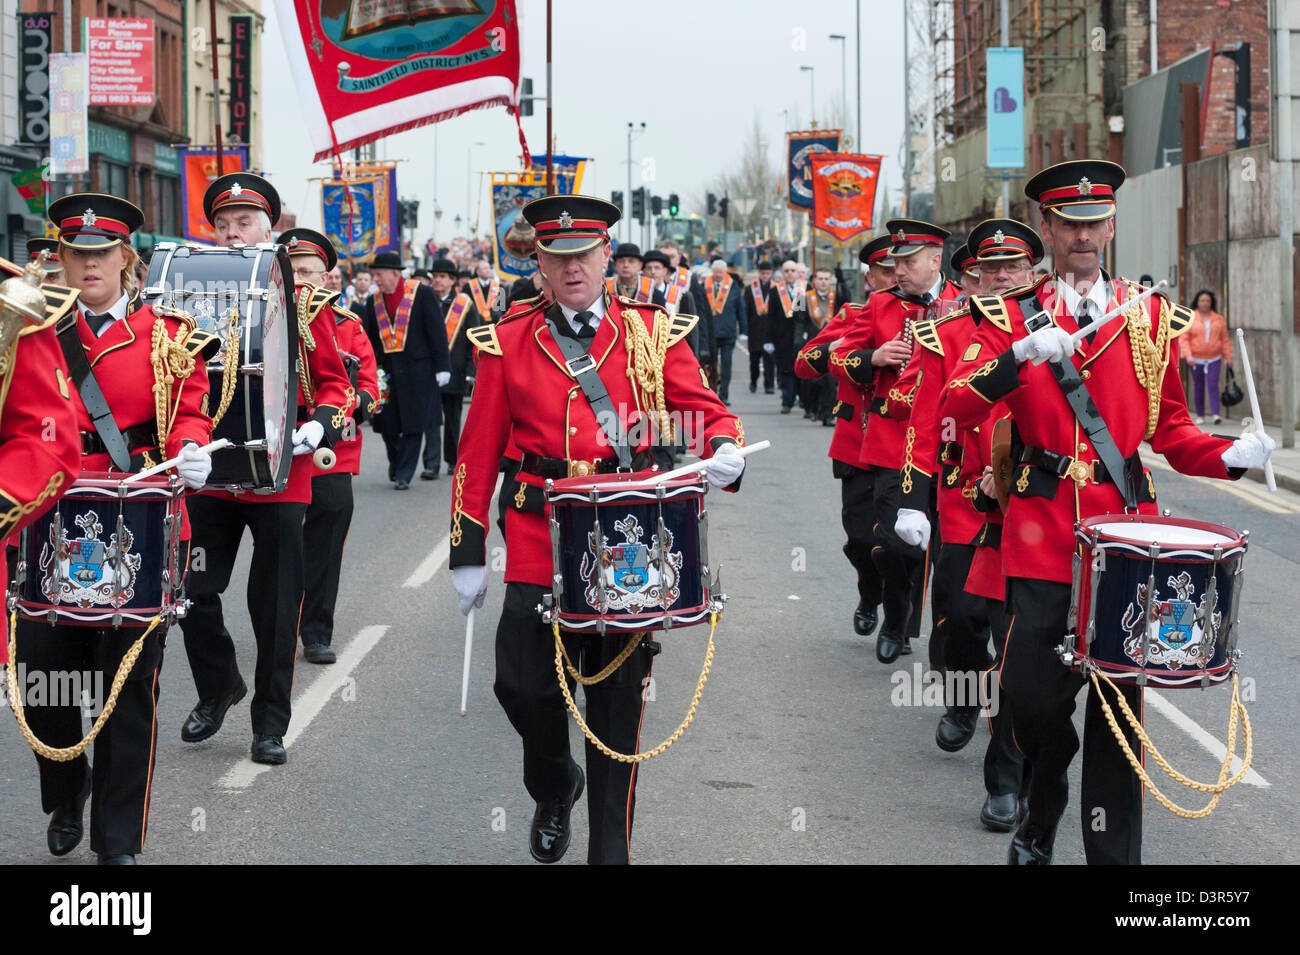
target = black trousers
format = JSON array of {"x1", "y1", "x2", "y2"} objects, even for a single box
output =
[
  {"x1": 180, "y1": 495, "x2": 307, "y2": 738},
  {"x1": 494, "y1": 582, "x2": 654, "y2": 865},
  {"x1": 1004, "y1": 578, "x2": 1143, "y2": 865},
  {"x1": 983, "y1": 597, "x2": 1029, "y2": 799},
  {"x1": 869, "y1": 467, "x2": 929, "y2": 640},
  {"x1": 15, "y1": 619, "x2": 163, "y2": 856},
  {"x1": 932, "y1": 543, "x2": 991, "y2": 709},
  {"x1": 434, "y1": 392, "x2": 464, "y2": 469},
  {"x1": 301, "y1": 472, "x2": 354, "y2": 649},
  {"x1": 749, "y1": 347, "x2": 774, "y2": 389},
  {"x1": 384, "y1": 432, "x2": 424, "y2": 484},
  {"x1": 715, "y1": 337, "x2": 736, "y2": 401},
  {"x1": 835, "y1": 462, "x2": 882, "y2": 612},
  {"x1": 813, "y1": 377, "x2": 836, "y2": 420},
  {"x1": 777, "y1": 371, "x2": 798, "y2": 410}
]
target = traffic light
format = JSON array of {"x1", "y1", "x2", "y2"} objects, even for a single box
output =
[
  {"x1": 398, "y1": 199, "x2": 420, "y2": 229},
  {"x1": 707, "y1": 192, "x2": 717, "y2": 215},
  {"x1": 718, "y1": 197, "x2": 729, "y2": 222},
  {"x1": 651, "y1": 195, "x2": 662, "y2": 216},
  {"x1": 668, "y1": 193, "x2": 679, "y2": 216},
  {"x1": 631, "y1": 187, "x2": 646, "y2": 221},
  {"x1": 519, "y1": 77, "x2": 534, "y2": 117},
  {"x1": 611, "y1": 190, "x2": 624, "y2": 212}
]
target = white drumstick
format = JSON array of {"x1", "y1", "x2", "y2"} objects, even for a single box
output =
[
  {"x1": 459, "y1": 607, "x2": 475, "y2": 716},
  {"x1": 1235, "y1": 328, "x2": 1277, "y2": 493},
  {"x1": 1032, "y1": 281, "x2": 1169, "y2": 365},
  {"x1": 626, "y1": 439, "x2": 772, "y2": 488},
  {"x1": 121, "y1": 438, "x2": 233, "y2": 483}
]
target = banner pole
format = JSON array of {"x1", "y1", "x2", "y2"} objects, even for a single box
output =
[
  {"x1": 210, "y1": 0, "x2": 223, "y2": 169},
  {"x1": 546, "y1": 0, "x2": 554, "y2": 193}
]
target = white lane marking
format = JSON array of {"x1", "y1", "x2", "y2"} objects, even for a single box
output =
[
  {"x1": 218, "y1": 625, "x2": 390, "y2": 791},
  {"x1": 1145, "y1": 689, "x2": 1269, "y2": 788},
  {"x1": 1145, "y1": 456, "x2": 1296, "y2": 514},
  {"x1": 402, "y1": 473, "x2": 504, "y2": 589}
]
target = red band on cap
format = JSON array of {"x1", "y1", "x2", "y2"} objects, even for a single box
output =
[
  {"x1": 212, "y1": 189, "x2": 272, "y2": 215},
  {"x1": 1038, "y1": 183, "x2": 1115, "y2": 205},
  {"x1": 890, "y1": 232, "x2": 943, "y2": 248},
  {"x1": 534, "y1": 217, "x2": 607, "y2": 233},
  {"x1": 288, "y1": 240, "x2": 329, "y2": 261},
  {"x1": 866, "y1": 248, "x2": 892, "y2": 263},
  {"x1": 60, "y1": 215, "x2": 129, "y2": 236},
  {"x1": 977, "y1": 234, "x2": 1032, "y2": 254}
]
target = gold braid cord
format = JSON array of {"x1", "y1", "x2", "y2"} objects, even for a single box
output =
[
  {"x1": 901, "y1": 426, "x2": 917, "y2": 494},
  {"x1": 1090, "y1": 669, "x2": 1252, "y2": 819},
  {"x1": 6, "y1": 611, "x2": 159, "y2": 760},
  {"x1": 1125, "y1": 291, "x2": 1171, "y2": 440},
  {"x1": 450, "y1": 462, "x2": 468, "y2": 547},
  {"x1": 211, "y1": 306, "x2": 241, "y2": 428},
  {"x1": 556, "y1": 624, "x2": 644, "y2": 685},
  {"x1": 554, "y1": 613, "x2": 717, "y2": 764},
  {"x1": 0, "y1": 473, "x2": 65, "y2": 540},
  {"x1": 297, "y1": 292, "x2": 317, "y2": 407},
  {"x1": 150, "y1": 318, "x2": 197, "y2": 452},
  {"x1": 623, "y1": 309, "x2": 675, "y2": 442}
]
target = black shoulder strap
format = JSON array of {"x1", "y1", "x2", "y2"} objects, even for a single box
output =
[
  {"x1": 1015, "y1": 297, "x2": 1136, "y2": 508},
  {"x1": 55, "y1": 313, "x2": 131, "y2": 471},
  {"x1": 544, "y1": 311, "x2": 632, "y2": 469}
]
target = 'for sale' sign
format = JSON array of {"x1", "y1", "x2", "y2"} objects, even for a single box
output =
[{"x1": 86, "y1": 18, "x2": 154, "y2": 107}]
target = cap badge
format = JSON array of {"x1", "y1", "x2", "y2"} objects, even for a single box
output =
[
  {"x1": 1077, "y1": 177, "x2": 1093, "y2": 195},
  {"x1": 894, "y1": 228, "x2": 906, "y2": 242},
  {"x1": 288, "y1": 237, "x2": 299, "y2": 247},
  {"x1": 230, "y1": 182, "x2": 244, "y2": 196},
  {"x1": 558, "y1": 211, "x2": 573, "y2": 229},
  {"x1": 81, "y1": 209, "x2": 97, "y2": 226},
  {"x1": 993, "y1": 229, "x2": 1006, "y2": 244}
]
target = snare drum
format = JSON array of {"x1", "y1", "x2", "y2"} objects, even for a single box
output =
[
  {"x1": 8, "y1": 473, "x2": 186, "y2": 627},
  {"x1": 543, "y1": 473, "x2": 722, "y2": 633},
  {"x1": 143, "y1": 243, "x2": 297, "y2": 490},
  {"x1": 1065, "y1": 515, "x2": 1247, "y2": 687}
]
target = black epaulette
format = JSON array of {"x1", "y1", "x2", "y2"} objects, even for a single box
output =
[
  {"x1": 1167, "y1": 302, "x2": 1195, "y2": 337},
  {"x1": 912, "y1": 317, "x2": 944, "y2": 356},
  {"x1": 303, "y1": 284, "x2": 341, "y2": 323},
  {"x1": 662, "y1": 312, "x2": 697, "y2": 347},
  {"x1": 968, "y1": 294, "x2": 1012, "y2": 332},
  {"x1": 28, "y1": 284, "x2": 79, "y2": 334},
  {"x1": 151, "y1": 302, "x2": 198, "y2": 329},
  {"x1": 334, "y1": 304, "x2": 362, "y2": 325},
  {"x1": 466, "y1": 325, "x2": 502, "y2": 357},
  {"x1": 184, "y1": 328, "x2": 222, "y2": 361}
]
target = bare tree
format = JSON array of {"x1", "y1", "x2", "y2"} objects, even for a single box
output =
[{"x1": 691, "y1": 110, "x2": 784, "y2": 243}]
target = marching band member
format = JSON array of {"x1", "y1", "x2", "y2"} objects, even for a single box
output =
[
  {"x1": 950, "y1": 243, "x2": 981, "y2": 298},
  {"x1": 280, "y1": 228, "x2": 380, "y2": 665},
  {"x1": 940, "y1": 160, "x2": 1274, "y2": 864},
  {"x1": 179, "y1": 174, "x2": 352, "y2": 766},
  {"x1": 423, "y1": 258, "x2": 483, "y2": 481},
  {"x1": 831, "y1": 221, "x2": 961, "y2": 663},
  {"x1": 448, "y1": 196, "x2": 746, "y2": 865},
  {"x1": 18, "y1": 195, "x2": 216, "y2": 863},
  {"x1": 794, "y1": 234, "x2": 895, "y2": 638},
  {"x1": 746, "y1": 260, "x2": 776, "y2": 394},
  {"x1": 360, "y1": 251, "x2": 452, "y2": 489}
]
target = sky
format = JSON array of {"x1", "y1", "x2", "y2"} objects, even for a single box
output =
[{"x1": 260, "y1": 0, "x2": 906, "y2": 243}]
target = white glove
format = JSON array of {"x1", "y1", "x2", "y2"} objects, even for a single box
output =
[
  {"x1": 1221, "y1": 430, "x2": 1276, "y2": 469},
  {"x1": 436, "y1": 371, "x2": 452, "y2": 388},
  {"x1": 762, "y1": 342, "x2": 775, "y2": 354},
  {"x1": 738, "y1": 334, "x2": 748, "y2": 344},
  {"x1": 704, "y1": 442, "x2": 745, "y2": 488},
  {"x1": 1012, "y1": 325, "x2": 1076, "y2": 365},
  {"x1": 451, "y1": 565, "x2": 488, "y2": 615},
  {"x1": 175, "y1": 442, "x2": 212, "y2": 491},
  {"x1": 894, "y1": 508, "x2": 931, "y2": 550},
  {"x1": 292, "y1": 420, "x2": 325, "y2": 456}
]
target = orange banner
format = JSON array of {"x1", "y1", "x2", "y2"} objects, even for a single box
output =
[
  {"x1": 180, "y1": 148, "x2": 247, "y2": 242},
  {"x1": 809, "y1": 153, "x2": 883, "y2": 244}
]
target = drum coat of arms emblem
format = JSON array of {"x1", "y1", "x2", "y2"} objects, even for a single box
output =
[
  {"x1": 40, "y1": 510, "x2": 141, "y2": 608},
  {"x1": 581, "y1": 515, "x2": 683, "y2": 613},
  {"x1": 1120, "y1": 571, "x2": 1222, "y2": 670}
]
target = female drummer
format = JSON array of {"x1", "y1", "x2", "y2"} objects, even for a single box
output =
[{"x1": 13, "y1": 194, "x2": 217, "y2": 865}]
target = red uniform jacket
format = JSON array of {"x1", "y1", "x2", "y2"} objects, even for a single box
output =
[
  {"x1": 202, "y1": 283, "x2": 352, "y2": 505},
  {"x1": 70, "y1": 294, "x2": 218, "y2": 538},
  {"x1": 450, "y1": 293, "x2": 745, "y2": 586},
  {"x1": 939, "y1": 273, "x2": 1234, "y2": 584},
  {"x1": 829, "y1": 281, "x2": 961, "y2": 472},
  {"x1": 329, "y1": 306, "x2": 380, "y2": 477},
  {"x1": 886, "y1": 303, "x2": 985, "y2": 546},
  {"x1": 0, "y1": 285, "x2": 84, "y2": 664},
  {"x1": 795, "y1": 305, "x2": 870, "y2": 467}
]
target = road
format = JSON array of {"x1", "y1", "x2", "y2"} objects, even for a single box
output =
[{"x1": 2, "y1": 379, "x2": 1296, "y2": 865}]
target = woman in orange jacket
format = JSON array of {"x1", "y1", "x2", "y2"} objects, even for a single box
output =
[{"x1": 1180, "y1": 289, "x2": 1233, "y2": 423}]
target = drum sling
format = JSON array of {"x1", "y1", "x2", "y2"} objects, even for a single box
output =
[
  {"x1": 544, "y1": 313, "x2": 633, "y2": 470},
  {"x1": 56, "y1": 314, "x2": 131, "y2": 472}
]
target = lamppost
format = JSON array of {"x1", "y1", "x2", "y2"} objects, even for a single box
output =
[
  {"x1": 626, "y1": 121, "x2": 646, "y2": 243},
  {"x1": 467, "y1": 140, "x2": 485, "y2": 235},
  {"x1": 829, "y1": 34, "x2": 847, "y2": 140},
  {"x1": 800, "y1": 65, "x2": 816, "y2": 128}
]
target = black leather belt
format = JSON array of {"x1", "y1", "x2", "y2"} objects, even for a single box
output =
[
  {"x1": 520, "y1": 453, "x2": 621, "y2": 480},
  {"x1": 80, "y1": 423, "x2": 158, "y2": 457},
  {"x1": 1019, "y1": 444, "x2": 1141, "y2": 487}
]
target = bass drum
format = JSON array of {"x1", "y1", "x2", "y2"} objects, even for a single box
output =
[{"x1": 144, "y1": 243, "x2": 296, "y2": 491}]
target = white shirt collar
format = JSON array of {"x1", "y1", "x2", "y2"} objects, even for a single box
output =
[
  {"x1": 78, "y1": 292, "x2": 131, "y2": 336},
  {"x1": 927, "y1": 277, "x2": 944, "y2": 301},
  {"x1": 1056, "y1": 272, "x2": 1111, "y2": 317},
  {"x1": 559, "y1": 294, "x2": 606, "y2": 333}
]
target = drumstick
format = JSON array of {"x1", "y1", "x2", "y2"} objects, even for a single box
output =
[
  {"x1": 1235, "y1": 328, "x2": 1277, "y2": 493},
  {"x1": 1031, "y1": 281, "x2": 1169, "y2": 365},
  {"x1": 121, "y1": 439, "x2": 233, "y2": 483},
  {"x1": 459, "y1": 607, "x2": 475, "y2": 716},
  {"x1": 621, "y1": 440, "x2": 771, "y2": 488}
]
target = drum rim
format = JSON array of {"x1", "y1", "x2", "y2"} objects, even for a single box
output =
[
  {"x1": 549, "y1": 472, "x2": 708, "y2": 493},
  {"x1": 1077, "y1": 513, "x2": 1246, "y2": 550}
]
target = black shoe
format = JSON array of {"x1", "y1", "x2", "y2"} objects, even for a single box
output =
[
  {"x1": 876, "y1": 630, "x2": 904, "y2": 663},
  {"x1": 47, "y1": 777, "x2": 91, "y2": 857},
  {"x1": 822, "y1": 418, "x2": 835, "y2": 427},
  {"x1": 420, "y1": 469, "x2": 437, "y2": 480},
  {"x1": 901, "y1": 636, "x2": 913, "y2": 656},
  {"x1": 529, "y1": 764, "x2": 585, "y2": 864},
  {"x1": 388, "y1": 466, "x2": 396, "y2": 481},
  {"x1": 395, "y1": 480, "x2": 410, "y2": 490},
  {"x1": 97, "y1": 853, "x2": 136, "y2": 865},
  {"x1": 764, "y1": 387, "x2": 775, "y2": 395},
  {"x1": 251, "y1": 735, "x2": 287, "y2": 765},
  {"x1": 936, "y1": 707, "x2": 980, "y2": 752},
  {"x1": 1018, "y1": 795, "x2": 1029, "y2": 825},
  {"x1": 1008, "y1": 818, "x2": 1057, "y2": 865},
  {"x1": 749, "y1": 383, "x2": 757, "y2": 393},
  {"x1": 853, "y1": 602, "x2": 879, "y2": 636},
  {"x1": 803, "y1": 410, "x2": 816, "y2": 420},
  {"x1": 303, "y1": 643, "x2": 336, "y2": 664},
  {"x1": 181, "y1": 679, "x2": 248, "y2": 743},
  {"x1": 780, "y1": 406, "x2": 792, "y2": 415},
  {"x1": 980, "y1": 793, "x2": 1020, "y2": 833}
]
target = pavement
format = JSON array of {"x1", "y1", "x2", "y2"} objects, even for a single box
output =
[{"x1": 1180, "y1": 409, "x2": 1300, "y2": 495}]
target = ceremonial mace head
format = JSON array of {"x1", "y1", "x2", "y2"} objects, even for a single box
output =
[{"x1": 0, "y1": 253, "x2": 49, "y2": 375}]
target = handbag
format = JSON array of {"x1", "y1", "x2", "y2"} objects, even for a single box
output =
[{"x1": 1221, "y1": 365, "x2": 1244, "y2": 408}]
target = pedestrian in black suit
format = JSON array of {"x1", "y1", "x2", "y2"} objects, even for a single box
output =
[
  {"x1": 422, "y1": 257, "x2": 483, "y2": 478},
  {"x1": 746, "y1": 259, "x2": 776, "y2": 393},
  {"x1": 702, "y1": 258, "x2": 747, "y2": 404},
  {"x1": 765, "y1": 259, "x2": 807, "y2": 412},
  {"x1": 361, "y1": 251, "x2": 452, "y2": 489}
]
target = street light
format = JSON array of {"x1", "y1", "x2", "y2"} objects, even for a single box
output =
[
  {"x1": 467, "y1": 140, "x2": 485, "y2": 235},
  {"x1": 800, "y1": 66, "x2": 816, "y2": 127},
  {"x1": 829, "y1": 34, "x2": 847, "y2": 141}
]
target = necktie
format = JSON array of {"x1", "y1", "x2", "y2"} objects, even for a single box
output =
[
  {"x1": 920, "y1": 293, "x2": 934, "y2": 307},
  {"x1": 1076, "y1": 299, "x2": 1096, "y2": 344},
  {"x1": 85, "y1": 312, "x2": 113, "y2": 336},
  {"x1": 574, "y1": 310, "x2": 597, "y2": 339}
]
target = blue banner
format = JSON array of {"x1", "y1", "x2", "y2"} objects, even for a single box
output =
[
  {"x1": 787, "y1": 129, "x2": 840, "y2": 210},
  {"x1": 321, "y1": 166, "x2": 399, "y2": 262},
  {"x1": 986, "y1": 47, "x2": 1025, "y2": 169},
  {"x1": 527, "y1": 154, "x2": 588, "y2": 195},
  {"x1": 491, "y1": 176, "x2": 548, "y2": 280}
]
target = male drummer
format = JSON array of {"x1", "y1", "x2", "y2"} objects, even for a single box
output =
[
  {"x1": 449, "y1": 196, "x2": 746, "y2": 865},
  {"x1": 179, "y1": 173, "x2": 353, "y2": 765},
  {"x1": 16, "y1": 196, "x2": 217, "y2": 864},
  {"x1": 940, "y1": 160, "x2": 1275, "y2": 864},
  {"x1": 280, "y1": 228, "x2": 380, "y2": 665}
]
